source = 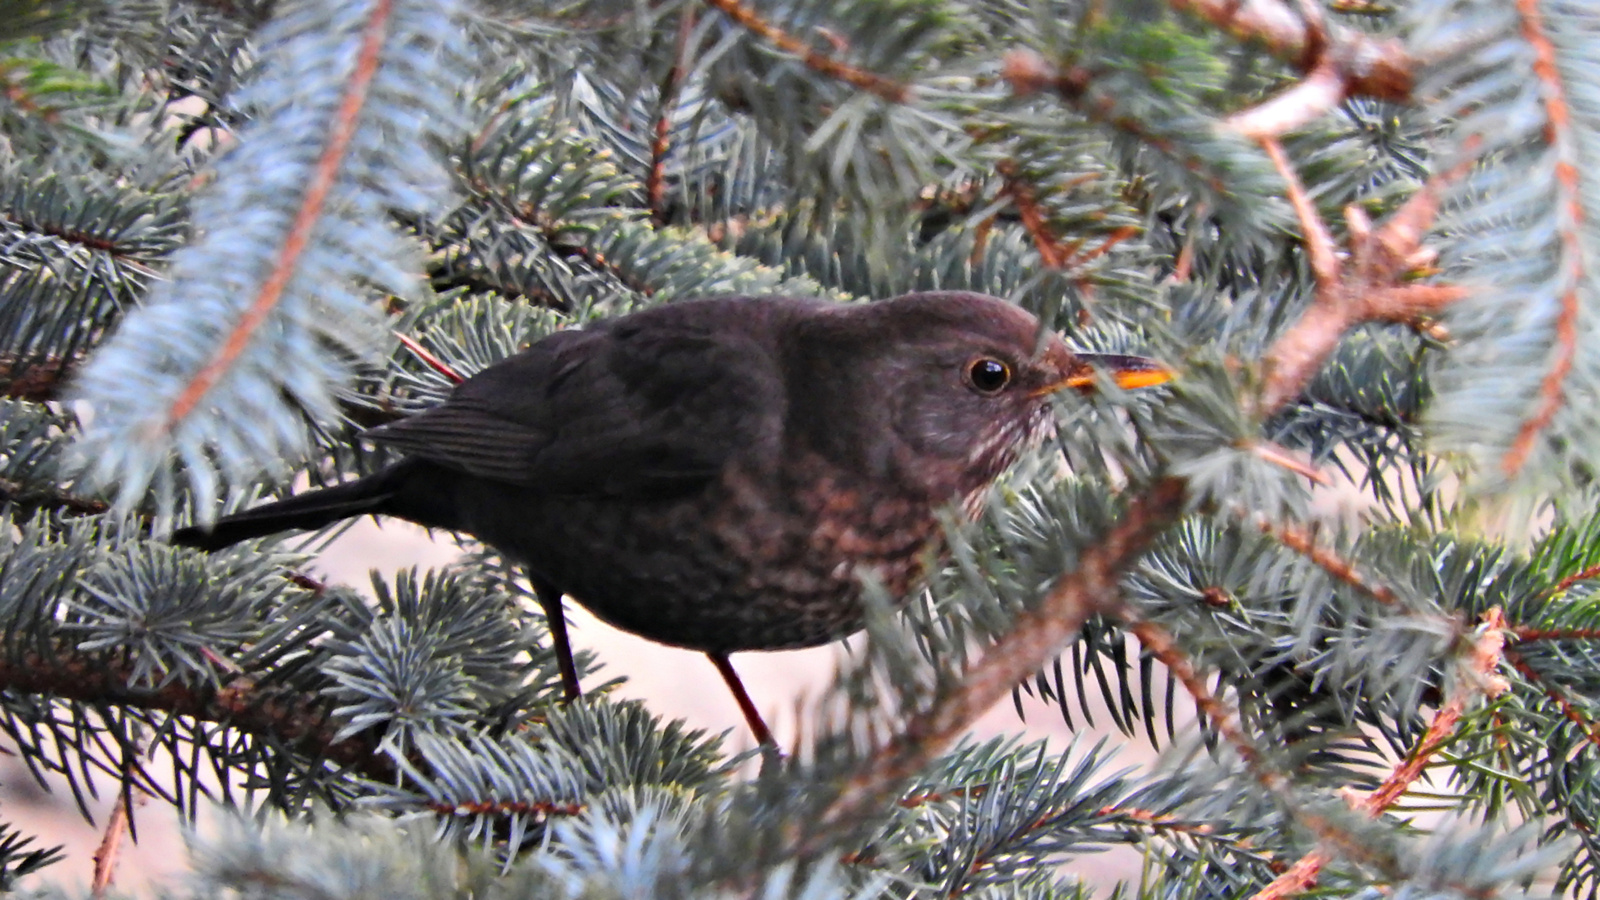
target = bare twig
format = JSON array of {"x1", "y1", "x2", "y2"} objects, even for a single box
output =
[
  {"x1": 394, "y1": 332, "x2": 465, "y2": 384},
  {"x1": 1226, "y1": 60, "x2": 1347, "y2": 139},
  {"x1": 90, "y1": 790, "x2": 132, "y2": 898}
]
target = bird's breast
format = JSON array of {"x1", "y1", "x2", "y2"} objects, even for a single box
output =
[{"x1": 465, "y1": 457, "x2": 945, "y2": 653}]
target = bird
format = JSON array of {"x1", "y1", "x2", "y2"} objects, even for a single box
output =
[{"x1": 173, "y1": 292, "x2": 1170, "y2": 745}]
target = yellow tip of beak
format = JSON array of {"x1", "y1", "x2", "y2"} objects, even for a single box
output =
[{"x1": 1045, "y1": 354, "x2": 1174, "y2": 394}]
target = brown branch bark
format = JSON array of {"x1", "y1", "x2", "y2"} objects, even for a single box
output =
[
  {"x1": 1247, "y1": 609, "x2": 1509, "y2": 900},
  {"x1": 1257, "y1": 139, "x2": 1473, "y2": 415},
  {"x1": 701, "y1": 0, "x2": 910, "y2": 103},
  {"x1": 0, "y1": 647, "x2": 398, "y2": 784},
  {"x1": 1166, "y1": 0, "x2": 1413, "y2": 101},
  {"x1": 165, "y1": 0, "x2": 395, "y2": 428},
  {"x1": 803, "y1": 477, "x2": 1188, "y2": 852}
]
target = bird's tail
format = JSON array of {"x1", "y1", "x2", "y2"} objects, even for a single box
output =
[{"x1": 171, "y1": 470, "x2": 402, "y2": 552}]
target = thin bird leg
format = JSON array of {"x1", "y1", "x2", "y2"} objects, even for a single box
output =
[
  {"x1": 707, "y1": 652, "x2": 776, "y2": 748},
  {"x1": 533, "y1": 578, "x2": 581, "y2": 702}
]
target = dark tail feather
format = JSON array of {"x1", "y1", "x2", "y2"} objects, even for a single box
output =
[{"x1": 172, "y1": 473, "x2": 399, "y2": 552}]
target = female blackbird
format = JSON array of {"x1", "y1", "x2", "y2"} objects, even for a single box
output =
[{"x1": 174, "y1": 292, "x2": 1169, "y2": 744}]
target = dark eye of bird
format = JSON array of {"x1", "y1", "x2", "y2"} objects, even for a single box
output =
[{"x1": 966, "y1": 357, "x2": 1012, "y2": 394}]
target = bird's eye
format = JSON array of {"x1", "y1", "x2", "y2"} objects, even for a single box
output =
[{"x1": 966, "y1": 357, "x2": 1012, "y2": 394}]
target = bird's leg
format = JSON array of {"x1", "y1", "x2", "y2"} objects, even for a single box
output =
[
  {"x1": 707, "y1": 652, "x2": 776, "y2": 748},
  {"x1": 533, "y1": 578, "x2": 581, "y2": 702}
]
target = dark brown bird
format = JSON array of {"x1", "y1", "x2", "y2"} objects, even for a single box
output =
[{"x1": 174, "y1": 292, "x2": 1169, "y2": 744}]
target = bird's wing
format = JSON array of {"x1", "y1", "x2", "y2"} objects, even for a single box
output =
[{"x1": 364, "y1": 319, "x2": 781, "y2": 497}]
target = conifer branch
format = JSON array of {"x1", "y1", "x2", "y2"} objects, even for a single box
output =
[
  {"x1": 1553, "y1": 564, "x2": 1600, "y2": 594},
  {"x1": 0, "y1": 647, "x2": 397, "y2": 784},
  {"x1": 1225, "y1": 59, "x2": 1346, "y2": 139},
  {"x1": 1248, "y1": 609, "x2": 1510, "y2": 900},
  {"x1": 649, "y1": 10, "x2": 696, "y2": 224},
  {"x1": 701, "y1": 0, "x2": 911, "y2": 103},
  {"x1": 1165, "y1": 0, "x2": 1413, "y2": 101},
  {"x1": 1233, "y1": 508, "x2": 1398, "y2": 607},
  {"x1": 1505, "y1": 648, "x2": 1600, "y2": 749},
  {"x1": 1257, "y1": 138, "x2": 1470, "y2": 414},
  {"x1": 1499, "y1": 0, "x2": 1585, "y2": 479},
  {"x1": 163, "y1": 0, "x2": 395, "y2": 430},
  {"x1": 806, "y1": 477, "x2": 1189, "y2": 851}
]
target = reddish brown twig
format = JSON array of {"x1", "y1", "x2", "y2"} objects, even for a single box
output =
[
  {"x1": 1553, "y1": 564, "x2": 1600, "y2": 594},
  {"x1": 1165, "y1": 0, "x2": 1413, "y2": 101},
  {"x1": 1233, "y1": 508, "x2": 1399, "y2": 607},
  {"x1": 1249, "y1": 441, "x2": 1332, "y2": 485},
  {"x1": 702, "y1": 0, "x2": 909, "y2": 103},
  {"x1": 165, "y1": 0, "x2": 395, "y2": 428},
  {"x1": 1500, "y1": 0, "x2": 1584, "y2": 478},
  {"x1": 1247, "y1": 609, "x2": 1509, "y2": 900},
  {"x1": 1126, "y1": 615, "x2": 1283, "y2": 785},
  {"x1": 998, "y1": 164, "x2": 1069, "y2": 268},
  {"x1": 394, "y1": 332, "x2": 465, "y2": 384},
  {"x1": 1505, "y1": 647, "x2": 1600, "y2": 750},
  {"x1": 1256, "y1": 138, "x2": 1474, "y2": 415},
  {"x1": 804, "y1": 478, "x2": 1188, "y2": 851},
  {"x1": 90, "y1": 789, "x2": 134, "y2": 898},
  {"x1": 648, "y1": 11, "x2": 697, "y2": 224}
]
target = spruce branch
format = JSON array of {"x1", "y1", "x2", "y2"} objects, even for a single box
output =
[
  {"x1": 1257, "y1": 137, "x2": 1470, "y2": 414},
  {"x1": 164, "y1": 0, "x2": 395, "y2": 430},
  {"x1": 701, "y1": 0, "x2": 911, "y2": 103},
  {"x1": 805, "y1": 476, "x2": 1188, "y2": 851},
  {"x1": 0, "y1": 647, "x2": 398, "y2": 784},
  {"x1": 1232, "y1": 506, "x2": 1399, "y2": 607},
  {"x1": 1247, "y1": 609, "x2": 1511, "y2": 900},
  {"x1": 648, "y1": 10, "x2": 696, "y2": 225},
  {"x1": 1165, "y1": 0, "x2": 1413, "y2": 101},
  {"x1": 1505, "y1": 649, "x2": 1600, "y2": 750},
  {"x1": 1498, "y1": 0, "x2": 1584, "y2": 480}
]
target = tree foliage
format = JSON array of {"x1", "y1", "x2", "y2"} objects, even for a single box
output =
[{"x1": 1, "y1": 0, "x2": 1598, "y2": 897}]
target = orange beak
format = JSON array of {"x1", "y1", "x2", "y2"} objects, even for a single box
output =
[{"x1": 1035, "y1": 351, "x2": 1174, "y2": 395}]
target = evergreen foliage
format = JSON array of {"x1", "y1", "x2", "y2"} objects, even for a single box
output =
[{"x1": 0, "y1": 0, "x2": 1597, "y2": 897}]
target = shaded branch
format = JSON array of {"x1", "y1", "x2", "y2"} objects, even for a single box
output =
[{"x1": 0, "y1": 646, "x2": 398, "y2": 784}]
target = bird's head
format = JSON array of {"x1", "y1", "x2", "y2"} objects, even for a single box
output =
[{"x1": 789, "y1": 291, "x2": 1170, "y2": 505}]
